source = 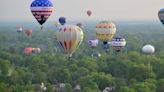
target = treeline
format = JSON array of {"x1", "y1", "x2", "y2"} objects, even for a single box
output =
[{"x1": 0, "y1": 22, "x2": 164, "y2": 92}]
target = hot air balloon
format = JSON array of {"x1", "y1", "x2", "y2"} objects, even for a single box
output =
[
  {"x1": 57, "y1": 25, "x2": 84, "y2": 59},
  {"x1": 59, "y1": 17, "x2": 66, "y2": 25},
  {"x1": 87, "y1": 10, "x2": 92, "y2": 16},
  {"x1": 158, "y1": 8, "x2": 164, "y2": 25},
  {"x1": 142, "y1": 44, "x2": 155, "y2": 54},
  {"x1": 16, "y1": 27, "x2": 23, "y2": 33},
  {"x1": 88, "y1": 39, "x2": 99, "y2": 58},
  {"x1": 25, "y1": 30, "x2": 33, "y2": 37},
  {"x1": 102, "y1": 42, "x2": 111, "y2": 52},
  {"x1": 96, "y1": 21, "x2": 116, "y2": 50},
  {"x1": 111, "y1": 37, "x2": 126, "y2": 52},
  {"x1": 88, "y1": 38, "x2": 98, "y2": 49},
  {"x1": 30, "y1": 0, "x2": 53, "y2": 31},
  {"x1": 54, "y1": 21, "x2": 61, "y2": 28},
  {"x1": 76, "y1": 23, "x2": 83, "y2": 29},
  {"x1": 33, "y1": 48, "x2": 41, "y2": 53},
  {"x1": 24, "y1": 48, "x2": 34, "y2": 55}
]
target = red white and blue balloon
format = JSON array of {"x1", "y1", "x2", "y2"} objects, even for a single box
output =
[
  {"x1": 30, "y1": 0, "x2": 53, "y2": 25},
  {"x1": 16, "y1": 27, "x2": 23, "y2": 33}
]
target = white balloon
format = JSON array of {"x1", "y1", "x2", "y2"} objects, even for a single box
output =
[{"x1": 142, "y1": 44, "x2": 155, "y2": 54}]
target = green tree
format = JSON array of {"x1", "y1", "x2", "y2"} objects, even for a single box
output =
[
  {"x1": 82, "y1": 87, "x2": 99, "y2": 92},
  {"x1": 130, "y1": 64, "x2": 156, "y2": 81},
  {"x1": 0, "y1": 83, "x2": 12, "y2": 92},
  {"x1": 65, "y1": 83, "x2": 73, "y2": 92},
  {"x1": 156, "y1": 79, "x2": 164, "y2": 92},
  {"x1": 119, "y1": 86, "x2": 136, "y2": 92}
]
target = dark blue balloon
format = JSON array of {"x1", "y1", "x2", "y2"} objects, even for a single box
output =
[
  {"x1": 59, "y1": 17, "x2": 66, "y2": 25},
  {"x1": 158, "y1": 8, "x2": 164, "y2": 25}
]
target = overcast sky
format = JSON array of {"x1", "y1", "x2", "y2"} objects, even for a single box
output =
[{"x1": 0, "y1": 0, "x2": 164, "y2": 22}]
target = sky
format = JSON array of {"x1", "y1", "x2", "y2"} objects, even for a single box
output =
[{"x1": 0, "y1": 0, "x2": 164, "y2": 22}]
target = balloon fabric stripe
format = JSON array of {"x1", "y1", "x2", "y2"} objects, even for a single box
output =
[
  {"x1": 69, "y1": 41, "x2": 72, "y2": 50},
  {"x1": 64, "y1": 41, "x2": 67, "y2": 50}
]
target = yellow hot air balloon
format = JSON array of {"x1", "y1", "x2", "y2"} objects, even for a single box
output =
[
  {"x1": 95, "y1": 21, "x2": 116, "y2": 44},
  {"x1": 57, "y1": 25, "x2": 84, "y2": 59}
]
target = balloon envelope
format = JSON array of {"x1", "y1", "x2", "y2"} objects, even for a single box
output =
[
  {"x1": 142, "y1": 44, "x2": 155, "y2": 54},
  {"x1": 111, "y1": 37, "x2": 126, "y2": 52},
  {"x1": 33, "y1": 48, "x2": 41, "y2": 53},
  {"x1": 96, "y1": 21, "x2": 116, "y2": 43},
  {"x1": 54, "y1": 22, "x2": 61, "y2": 28},
  {"x1": 24, "y1": 48, "x2": 34, "y2": 55},
  {"x1": 158, "y1": 8, "x2": 164, "y2": 25},
  {"x1": 25, "y1": 30, "x2": 33, "y2": 37},
  {"x1": 16, "y1": 27, "x2": 23, "y2": 33},
  {"x1": 30, "y1": 0, "x2": 53, "y2": 25},
  {"x1": 88, "y1": 39, "x2": 98, "y2": 48},
  {"x1": 59, "y1": 17, "x2": 66, "y2": 25},
  {"x1": 87, "y1": 10, "x2": 92, "y2": 16},
  {"x1": 57, "y1": 25, "x2": 84, "y2": 57}
]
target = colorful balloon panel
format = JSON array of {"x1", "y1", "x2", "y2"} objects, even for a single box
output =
[
  {"x1": 158, "y1": 8, "x2": 164, "y2": 25},
  {"x1": 57, "y1": 25, "x2": 84, "y2": 56},
  {"x1": 96, "y1": 21, "x2": 116, "y2": 42},
  {"x1": 31, "y1": 0, "x2": 53, "y2": 25},
  {"x1": 111, "y1": 37, "x2": 126, "y2": 52}
]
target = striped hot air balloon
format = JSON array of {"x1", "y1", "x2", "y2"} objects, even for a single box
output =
[
  {"x1": 111, "y1": 37, "x2": 126, "y2": 52},
  {"x1": 95, "y1": 21, "x2": 116, "y2": 45},
  {"x1": 57, "y1": 25, "x2": 84, "y2": 58},
  {"x1": 30, "y1": 0, "x2": 53, "y2": 30}
]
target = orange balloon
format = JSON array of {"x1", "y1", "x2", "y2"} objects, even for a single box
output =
[
  {"x1": 24, "y1": 48, "x2": 34, "y2": 55},
  {"x1": 25, "y1": 30, "x2": 33, "y2": 37}
]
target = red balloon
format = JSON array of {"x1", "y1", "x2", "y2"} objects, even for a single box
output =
[
  {"x1": 25, "y1": 30, "x2": 32, "y2": 37},
  {"x1": 87, "y1": 10, "x2": 92, "y2": 16},
  {"x1": 24, "y1": 48, "x2": 33, "y2": 55}
]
